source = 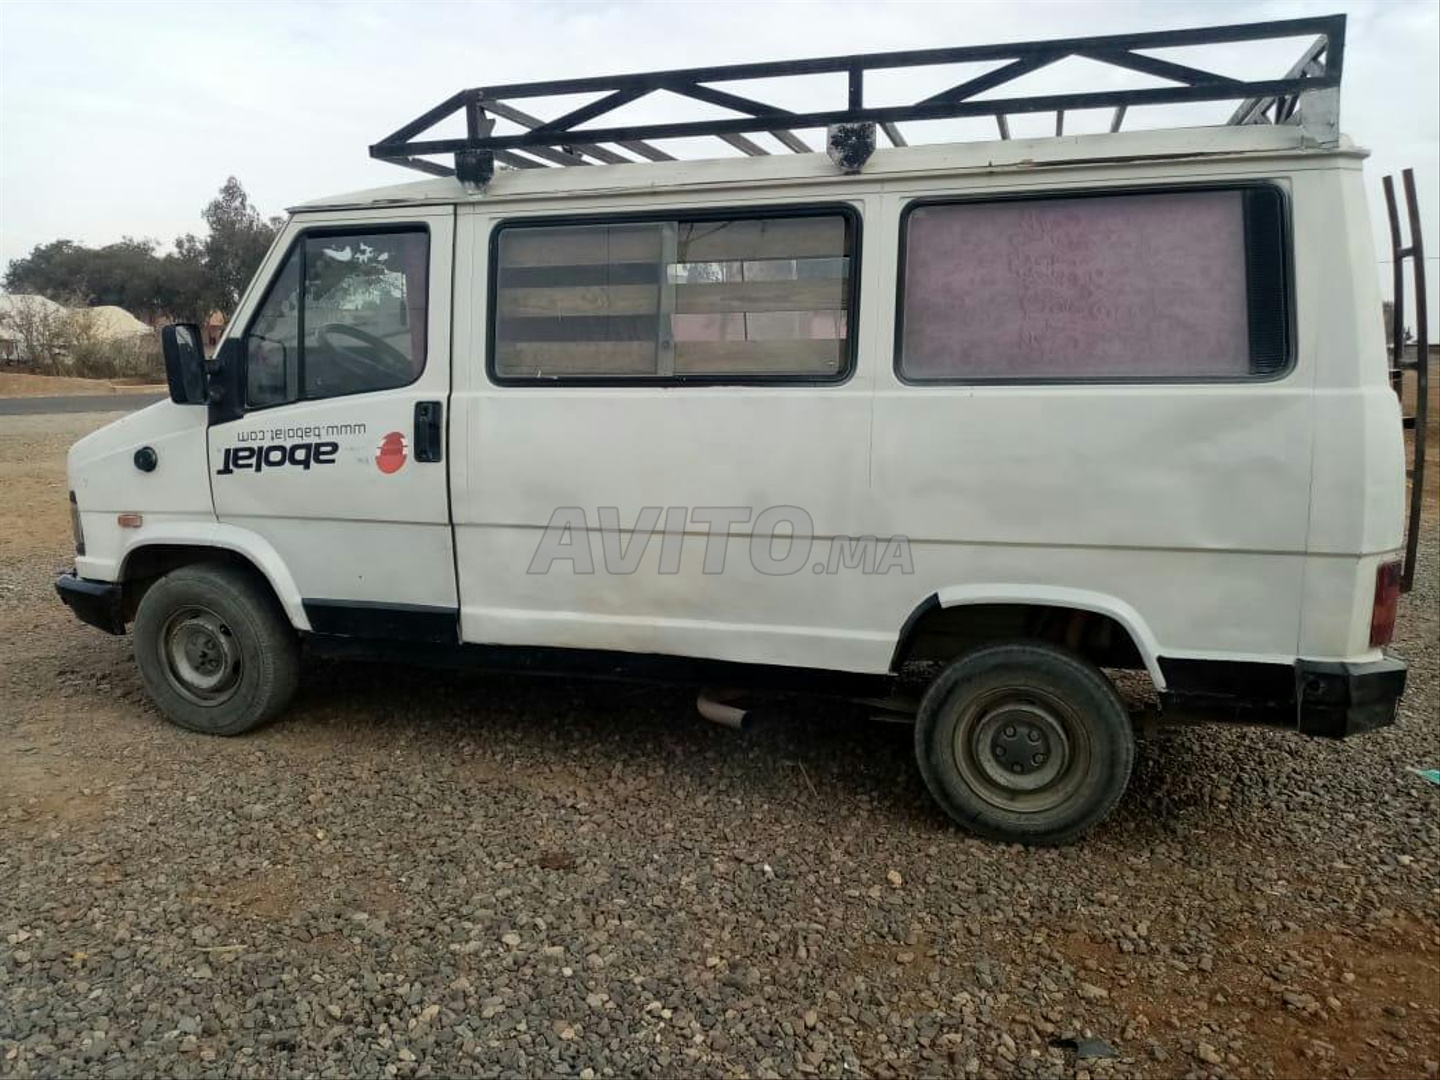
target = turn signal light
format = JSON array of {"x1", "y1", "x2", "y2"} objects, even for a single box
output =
[
  {"x1": 116, "y1": 512, "x2": 143, "y2": 529},
  {"x1": 1370, "y1": 560, "x2": 1402, "y2": 647}
]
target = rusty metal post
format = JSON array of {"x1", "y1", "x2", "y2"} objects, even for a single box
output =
[
  {"x1": 1384, "y1": 169, "x2": 1430, "y2": 594},
  {"x1": 1383, "y1": 175, "x2": 1406, "y2": 400},
  {"x1": 1401, "y1": 168, "x2": 1429, "y2": 593}
]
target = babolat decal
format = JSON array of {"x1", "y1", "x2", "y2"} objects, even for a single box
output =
[{"x1": 215, "y1": 441, "x2": 339, "y2": 475}]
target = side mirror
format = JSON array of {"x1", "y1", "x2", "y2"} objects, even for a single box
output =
[
  {"x1": 207, "y1": 338, "x2": 246, "y2": 425},
  {"x1": 161, "y1": 324, "x2": 207, "y2": 405}
]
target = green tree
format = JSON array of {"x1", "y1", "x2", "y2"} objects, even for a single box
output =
[
  {"x1": 3, "y1": 239, "x2": 91, "y2": 299},
  {"x1": 5, "y1": 236, "x2": 169, "y2": 320},
  {"x1": 87, "y1": 237, "x2": 167, "y2": 319},
  {"x1": 2, "y1": 178, "x2": 280, "y2": 325},
  {"x1": 157, "y1": 234, "x2": 214, "y2": 327},
  {"x1": 201, "y1": 177, "x2": 283, "y2": 314}
]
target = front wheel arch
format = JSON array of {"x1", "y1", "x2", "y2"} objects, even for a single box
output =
[
  {"x1": 131, "y1": 561, "x2": 301, "y2": 735},
  {"x1": 118, "y1": 543, "x2": 299, "y2": 631}
]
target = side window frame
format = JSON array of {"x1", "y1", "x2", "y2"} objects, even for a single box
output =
[
  {"x1": 485, "y1": 203, "x2": 862, "y2": 388},
  {"x1": 891, "y1": 182, "x2": 1295, "y2": 387},
  {"x1": 239, "y1": 222, "x2": 432, "y2": 412}
]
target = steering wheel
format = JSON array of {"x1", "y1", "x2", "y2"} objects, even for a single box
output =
[{"x1": 315, "y1": 323, "x2": 411, "y2": 375}]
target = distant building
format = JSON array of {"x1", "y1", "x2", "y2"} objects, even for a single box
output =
[
  {"x1": 204, "y1": 310, "x2": 227, "y2": 349},
  {"x1": 147, "y1": 309, "x2": 228, "y2": 351}
]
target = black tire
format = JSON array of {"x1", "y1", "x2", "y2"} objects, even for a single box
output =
[
  {"x1": 914, "y1": 641, "x2": 1134, "y2": 845},
  {"x1": 132, "y1": 563, "x2": 300, "y2": 736}
]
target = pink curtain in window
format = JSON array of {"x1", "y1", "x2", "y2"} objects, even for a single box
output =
[{"x1": 901, "y1": 191, "x2": 1251, "y2": 379}]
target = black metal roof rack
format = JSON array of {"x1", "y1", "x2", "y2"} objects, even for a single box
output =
[{"x1": 371, "y1": 15, "x2": 1345, "y2": 187}]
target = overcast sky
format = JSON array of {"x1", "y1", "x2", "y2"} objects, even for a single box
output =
[{"x1": 1, "y1": 0, "x2": 1436, "y2": 314}]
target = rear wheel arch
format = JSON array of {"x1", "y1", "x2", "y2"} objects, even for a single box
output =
[{"x1": 891, "y1": 588, "x2": 1164, "y2": 690}]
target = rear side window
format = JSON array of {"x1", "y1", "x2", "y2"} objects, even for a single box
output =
[
  {"x1": 896, "y1": 187, "x2": 1288, "y2": 382},
  {"x1": 491, "y1": 210, "x2": 856, "y2": 383},
  {"x1": 246, "y1": 228, "x2": 429, "y2": 408}
]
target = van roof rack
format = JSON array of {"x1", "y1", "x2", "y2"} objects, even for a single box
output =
[{"x1": 370, "y1": 14, "x2": 1345, "y2": 187}]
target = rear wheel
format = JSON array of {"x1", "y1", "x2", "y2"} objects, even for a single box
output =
[
  {"x1": 132, "y1": 564, "x2": 299, "y2": 735},
  {"x1": 914, "y1": 642, "x2": 1134, "y2": 845}
]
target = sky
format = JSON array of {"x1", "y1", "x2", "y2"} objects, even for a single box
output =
[{"x1": 1, "y1": 0, "x2": 1436, "y2": 316}]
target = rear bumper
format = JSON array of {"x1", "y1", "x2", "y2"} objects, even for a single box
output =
[
  {"x1": 1159, "y1": 655, "x2": 1407, "y2": 739},
  {"x1": 55, "y1": 571, "x2": 125, "y2": 635},
  {"x1": 1295, "y1": 657, "x2": 1408, "y2": 738}
]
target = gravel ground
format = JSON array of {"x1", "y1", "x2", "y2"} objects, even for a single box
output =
[{"x1": 2, "y1": 413, "x2": 1437, "y2": 1080}]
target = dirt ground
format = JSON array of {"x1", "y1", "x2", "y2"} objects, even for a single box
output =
[
  {"x1": 0, "y1": 372, "x2": 165, "y2": 398},
  {"x1": 0, "y1": 407, "x2": 1436, "y2": 1080}
]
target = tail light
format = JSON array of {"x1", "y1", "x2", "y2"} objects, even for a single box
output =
[
  {"x1": 1370, "y1": 560, "x2": 1402, "y2": 647},
  {"x1": 68, "y1": 491, "x2": 85, "y2": 556}
]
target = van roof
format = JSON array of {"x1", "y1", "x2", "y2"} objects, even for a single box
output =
[{"x1": 295, "y1": 123, "x2": 1359, "y2": 213}]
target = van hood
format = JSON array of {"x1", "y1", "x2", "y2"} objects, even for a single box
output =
[{"x1": 68, "y1": 400, "x2": 215, "y2": 516}]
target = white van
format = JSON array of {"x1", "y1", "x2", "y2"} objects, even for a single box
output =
[{"x1": 57, "y1": 21, "x2": 1414, "y2": 843}]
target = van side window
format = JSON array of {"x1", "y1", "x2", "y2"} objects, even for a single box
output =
[
  {"x1": 896, "y1": 187, "x2": 1288, "y2": 382},
  {"x1": 492, "y1": 211, "x2": 855, "y2": 383},
  {"x1": 245, "y1": 229, "x2": 429, "y2": 408}
]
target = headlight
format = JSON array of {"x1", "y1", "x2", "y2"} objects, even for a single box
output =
[{"x1": 69, "y1": 491, "x2": 85, "y2": 556}]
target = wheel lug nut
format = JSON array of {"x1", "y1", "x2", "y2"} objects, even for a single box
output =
[
  {"x1": 1004, "y1": 725, "x2": 1016, "y2": 738},
  {"x1": 1033, "y1": 753, "x2": 1045, "y2": 766},
  {"x1": 994, "y1": 746, "x2": 1006, "y2": 759},
  {"x1": 1027, "y1": 730, "x2": 1040, "y2": 743},
  {"x1": 1010, "y1": 763, "x2": 1023, "y2": 774}
]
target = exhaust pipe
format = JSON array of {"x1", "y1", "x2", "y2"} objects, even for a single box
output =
[{"x1": 696, "y1": 687, "x2": 749, "y2": 730}]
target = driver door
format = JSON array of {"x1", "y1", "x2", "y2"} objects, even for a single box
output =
[{"x1": 209, "y1": 208, "x2": 459, "y2": 641}]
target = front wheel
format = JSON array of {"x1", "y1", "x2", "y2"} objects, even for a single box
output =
[
  {"x1": 914, "y1": 642, "x2": 1134, "y2": 845},
  {"x1": 132, "y1": 564, "x2": 300, "y2": 735}
]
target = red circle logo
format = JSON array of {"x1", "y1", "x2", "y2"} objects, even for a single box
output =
[{"x1": 376, "y1": 431, "x2": 407, "y2": 474}]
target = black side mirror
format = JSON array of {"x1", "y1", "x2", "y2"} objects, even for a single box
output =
[
  {"x1": 161, "y1": 324, "x2": 207, "y2": 405},
  {"x1": 207, "y1": 338, "x2": 246, "y2": 425}
]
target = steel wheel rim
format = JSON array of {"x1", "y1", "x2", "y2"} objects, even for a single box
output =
[
  {"x1": 159, "y1": 605, "x2": 241, "y2": 706},
  {"x1": 951, "y1": 686, "x2": 1090, "y2": 813}
]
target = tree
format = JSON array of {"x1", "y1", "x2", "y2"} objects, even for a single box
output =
[
  {"x1": 4, "y1": 240, "x2": 91, "y2": 299},
  {"x1": 201, "y1": 177, "x2": 283, "y2": 314},
  {"x1": 87, "y1": 238, "x2": 166, "y2": 319},
  {"x1": 0, "y1": 295, "x2": 72, "y2": 370},
  {"x1": 2, "y1": 178, "x2": 280, "y2": 326},
  {"x1": 157, "y1": 234, "x2": 213, "y2": 327},
  {"x1": 5, "y1": 236, "x2": 162, "y2": 316}
]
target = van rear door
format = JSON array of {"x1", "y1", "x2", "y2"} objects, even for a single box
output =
[{"x1": 208, "y1": 208, "x2": 459, "y2": 642}]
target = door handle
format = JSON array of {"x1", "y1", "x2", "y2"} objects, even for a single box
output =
[{"x1": 414, "y1": 401, "x2": 443, "y2": 463}]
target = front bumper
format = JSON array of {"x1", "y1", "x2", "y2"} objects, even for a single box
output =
[
  {"x1": 1160, "y1": 655, "x2": 1407, "y2": 738},
  {"x1": 55, "y1": 571, "x2": 125, "y2": 635}
]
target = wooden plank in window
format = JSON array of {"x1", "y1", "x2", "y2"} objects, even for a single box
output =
[
  {"x1": 497, "y1": 285, "x2": 659, "y2": 317},
  {"x1": 673, "y1": 339, "x2": 843, "y2": 373},
  {"x1": 499, "y1": 227, "x2": 662, "y2": 268},
  {"x1": 674, "y1": 280, "x2": 846, "y2": 314},
  {"x1": 678, "y1": 218, "x2": 845, "y2": 261},
  {"x1": 495, "y1": 340, "x2": 657, "y2": 375},
  {"x1": 657, "y1": 221, "x2": 677, "y2": 376}
]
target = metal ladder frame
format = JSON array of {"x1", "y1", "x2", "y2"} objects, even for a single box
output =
[{"x1": 1383, "y1": 168, "x2": 1430, "y2": 593}]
